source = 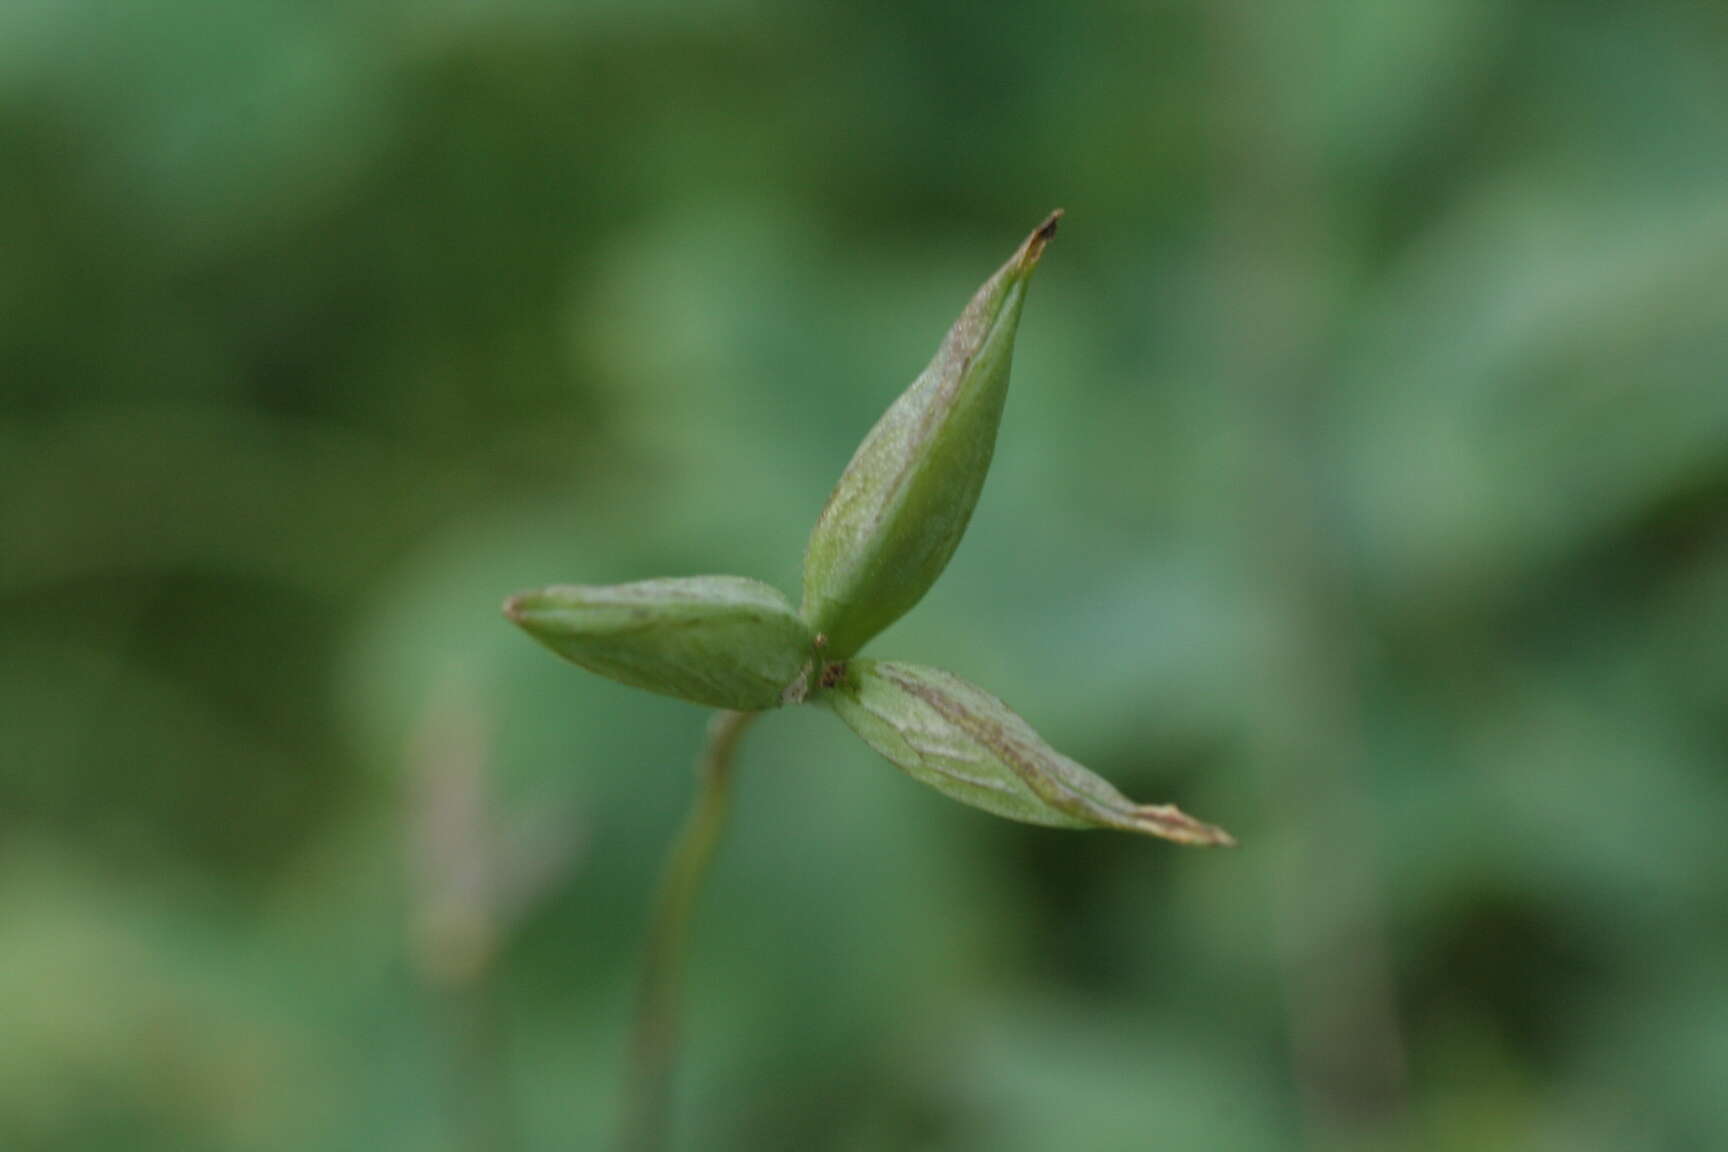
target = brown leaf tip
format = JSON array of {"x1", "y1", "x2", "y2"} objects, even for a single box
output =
[
  {"x1": 1023, "y1": 208, "x2": 1063, "y2": 263},
  {"x1": 1132, "y1": 803, "x2": 1237, "y2": 847}
]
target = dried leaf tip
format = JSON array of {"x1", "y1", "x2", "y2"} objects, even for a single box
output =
[
  {"x1": 1129, "y1": 803, "x2": 1237, "y2": 848},
  {"x1": 1013, "y1": 209, "x2": 1063, "y2": 274},
  {"x1": 1030, "y1": 207, "x2": 1063, "y2": 252}
]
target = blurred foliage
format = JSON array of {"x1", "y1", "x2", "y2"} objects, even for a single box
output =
[{"x1": 3, "y1": 0, "x2": 1728, "y2": 1149}]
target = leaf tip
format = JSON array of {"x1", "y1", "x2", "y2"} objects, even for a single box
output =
[
  {"x1": 1019, "y1": 208, "x2": 1063, "y2": 269},
  {"x1": 1130, "y1": 803, "x2": 1236, "y2": 847}
]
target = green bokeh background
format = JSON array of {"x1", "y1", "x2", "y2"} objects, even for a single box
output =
[{"x1": 4, "y1": 1, "x2": 1727, "y2": 1149}]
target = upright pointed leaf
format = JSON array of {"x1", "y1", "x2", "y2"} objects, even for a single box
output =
[
  {"x1": 801, "y1": 212, "x2": 1061, "y2": 658},
  {"x1": 823, "y1": 660, "x2": 1233, "y2": 845}
]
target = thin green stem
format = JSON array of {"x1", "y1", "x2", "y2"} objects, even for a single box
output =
[{"x1": 615, "y1": 708, "x2": 758, "y2": 1152}]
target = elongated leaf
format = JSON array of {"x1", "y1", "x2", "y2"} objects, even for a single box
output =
[
  {"x1": 800, "y1": 212, "x2": 1061, "y2": 658},
  {"x1": 504, "y1": 576, "x2": 815, "y2": 711},
  {"x1": 823, "y1": 660, "x2": 1233, "y2": 845}
]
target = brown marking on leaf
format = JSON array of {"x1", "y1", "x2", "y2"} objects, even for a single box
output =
[
  {"x1": 1023, "y1": 209, "x2": 1063, "y2": 265},
  {"x1": 1134, "y1": 804, "x2": 1238, "y2": 847},
  {"x1": 819, "y1": 661, "x2": 848, "y2": 689},
  {"x1": 882, "y1": 665, "x2": 1233, "y2": 846}
]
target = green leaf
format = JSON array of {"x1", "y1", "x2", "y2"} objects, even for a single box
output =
[
  {"x1": 504, "y1": 576, "x2": 816, "y2": 711},
  {"x1": 800, "y1": 212, "x2": 1061, "y2": 658},
  {"x1": 821, "y1": 660, "x2": 1233, "y2": 845}
]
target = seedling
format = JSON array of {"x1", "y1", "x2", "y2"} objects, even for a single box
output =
[{"x1": 505, "y1": 212, "x2": 1232, "y2": 1150}]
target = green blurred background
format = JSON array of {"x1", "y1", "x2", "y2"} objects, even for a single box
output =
[{"x1": 5, "y1": 1, "x2": 1728, "y2": 1149}]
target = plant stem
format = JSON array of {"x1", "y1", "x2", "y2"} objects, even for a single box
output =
[
  {"x1": 406, "y1": 672, "x2": 519, "y2": 1152},
  {"x1": 1205, "y1": 3, "x2": 1410, "y2": 1145},
  {"x1": 615, "y1": 708, "x2": 758, "y2": 1152}
]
